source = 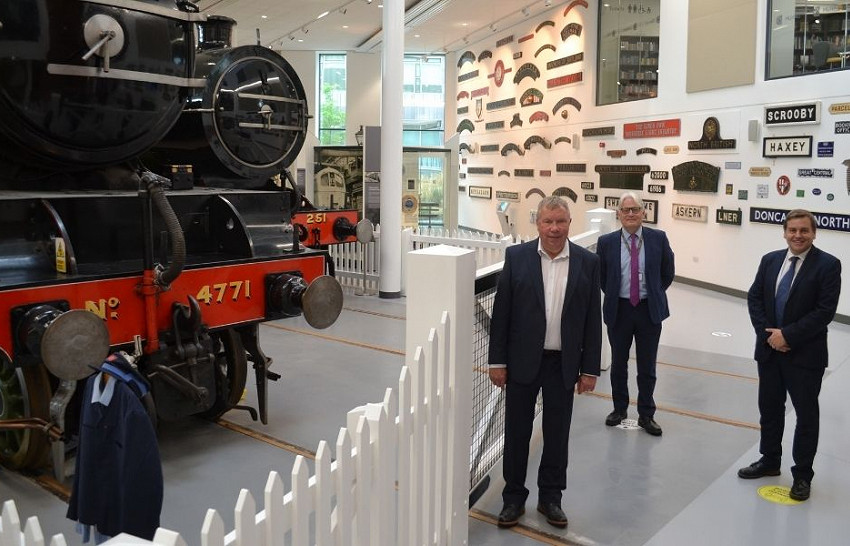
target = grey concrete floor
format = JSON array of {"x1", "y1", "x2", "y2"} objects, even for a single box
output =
[{"x1": 3, "y1": 283, "x2": 850, "y2": 545}]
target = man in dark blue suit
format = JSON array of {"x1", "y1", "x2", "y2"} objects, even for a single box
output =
[
  {"x1": 738, "y1": 209, "x2": 841, "y2": 501},
  {"x1": 489, "y1": 196, "x2": 601, "y2": 529},
  {"x1": 597, "y1": 191, "x2": 674, "y2": 436}
]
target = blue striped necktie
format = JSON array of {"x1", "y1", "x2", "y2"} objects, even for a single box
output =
[{"x1": 775, "y1": 256, "x2": 799, "y2": 326}]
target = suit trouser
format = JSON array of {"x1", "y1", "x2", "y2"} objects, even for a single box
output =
[
  {"x1": 608, "y1": 299, "x2": 662, "y2": 418},
  {"x1": 502, "y1": 352, "x2": 575, "y2": 505},
  {"x1": 757, "y1": 355, "x2": 824, "y2": 482}
]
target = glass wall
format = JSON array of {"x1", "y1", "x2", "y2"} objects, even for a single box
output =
[
  {"x1": 597, "y1": 1, "x2": 661, "y2": 105},
  {"x1": 402, "y1": 55, "x2": 445, "y2": 146},
  {"x1": 318, "y1": 53, "x2": 346, "y2": 145},
  {"x1": 767, "y1": 1, "x2": 849, "y2": 79}
]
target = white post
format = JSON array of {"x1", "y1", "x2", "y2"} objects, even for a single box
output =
[{"x1": 406, "y1": 246, "x2": 474, "y2": 545}]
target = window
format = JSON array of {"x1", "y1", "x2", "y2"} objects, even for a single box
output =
[
  {"x1": 402, "y1": 55, "x2": 445, "y2": 146},
  {"x1": 597, "y1": 1, "x2": 661, "y2": 105},
  {"x1": 767, "y1": 1, "x2": 849, "y2": 79},
  {"x1": 318, "y1": 53, "x2": 346, "y2": 145}
]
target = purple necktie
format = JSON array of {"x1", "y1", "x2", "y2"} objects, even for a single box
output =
[{"x1": 629, "y1": 233, "x2": 640, "y2": 306}]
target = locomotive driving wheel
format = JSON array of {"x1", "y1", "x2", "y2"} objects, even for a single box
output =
[
  {"x1": 0, "y1": 353, "x2": 52, "y2": 470},
  {"x1": 202, "y1": 329, "x2": 248, "y2": 420}
]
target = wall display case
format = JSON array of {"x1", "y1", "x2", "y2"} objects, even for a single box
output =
[{"x1": 618, "y1": 36, "x2": 659, "y2": 100}]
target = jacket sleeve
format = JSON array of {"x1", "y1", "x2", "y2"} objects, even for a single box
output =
[
  {"x1": 660, "y1": 231, "x2": 675, "y2": 290},
  {"x1": 747, "y1": 255, "x2": 770, "y2": 347},
  {"x1": 488, "y1": 248, "x2": 514, "y2": 366},
  {"x1": 580, "y1": 252, "x2": 603, "y2": 376}
]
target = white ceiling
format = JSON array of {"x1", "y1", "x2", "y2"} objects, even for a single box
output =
[{"x1": 194, "y1": 0, "x2": 567, "y2": 55}]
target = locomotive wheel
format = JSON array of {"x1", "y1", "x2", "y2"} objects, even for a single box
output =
[
  {"x1": 201, "y1": 329, "x2": 248, "y2": 420},
  {"x1": 0, "y1": 354, "x2": 52, "y2": 471}
]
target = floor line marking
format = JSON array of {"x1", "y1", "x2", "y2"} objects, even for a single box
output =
[
  {"x1": 342, "y1": 306, "x2": 405, "y2": 321},
  {"x1": 468, "y1": 508, "x2": 582, "y2": 545},
  {"x1": 586, "y1": 392, "x2": 760, "y2": 430},
  {"x1": 657, "y1": 360, "x2": 758, "y2": 382},
  {"x1": 262, "y1": 323, "x2": 405, "y2": 356},
  {"x1": 217, "y1": 419, "x2": 317, "y2": 460}
]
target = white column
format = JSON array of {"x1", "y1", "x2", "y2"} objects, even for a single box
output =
[{"x1": 378, "y1": 0, "x2": 404, "y2": 298}]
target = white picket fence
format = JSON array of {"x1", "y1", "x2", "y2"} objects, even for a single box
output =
[
  {"x1": 330, "y1": 225, "x2": 519, "y2": 295},
  {"x1": 1, "y1": 249, "x2": 475, "y2": 546}
]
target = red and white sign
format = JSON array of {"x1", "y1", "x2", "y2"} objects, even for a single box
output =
[{"x1": 623, "y1": 119, "x2": 681, "y2": 139}]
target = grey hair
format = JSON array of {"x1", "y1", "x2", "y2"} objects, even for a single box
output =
[
  {"x1": 537, "y1": 195, "x2": 570, "y2": 215},
  {"x1": 618, "y1": 191, "x2": 644, "y2": 209}
]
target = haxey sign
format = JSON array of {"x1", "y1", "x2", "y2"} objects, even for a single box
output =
[
  {"x1": 762, "y1": 136, "x2": 813, "y2": 158},
  {"x1": 750, "y1": 207, "x2": 850, "y2": 233},
  {"x1": 764, "y1": 102, "x2": 821, "y2": 126}
]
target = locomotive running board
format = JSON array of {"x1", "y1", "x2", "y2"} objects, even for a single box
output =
[{"x1": 47, "y1": 64, "x2": 206, "y2": 88}]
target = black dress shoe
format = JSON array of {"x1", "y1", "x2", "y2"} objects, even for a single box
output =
[
  {"x1": 737, "y1": 460, "x2": 781, "y2": 479},
  {"x1": 789, "y1": 479, "x2": 811, "y2": 501},
  {"x1": 605, "y1": 411, "x2": 626, "y2": 426},
  {"x1": 637, "y1": 416, "x2": 662, "y2": 436},
  {"x1": 497, "y1": 504, "x2": 524, "y2": 528},
  {"x1": 537, "y1": 502, "x2": 568, "y2": 528}
]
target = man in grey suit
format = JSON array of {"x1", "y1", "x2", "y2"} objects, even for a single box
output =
[
  {"x1": 738, "y1": 209, "x2": 841, "y2": 501},
  {"x1": 597, "y1": 191, "x2": 675, "y2": 436},
  {"x1": 489, "y1": 196, "x2": 602, "y2": 529}
]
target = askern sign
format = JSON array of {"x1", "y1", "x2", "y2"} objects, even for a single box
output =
[{"x1": 750, "y1": 207, "x2": 850, "y2": 233}]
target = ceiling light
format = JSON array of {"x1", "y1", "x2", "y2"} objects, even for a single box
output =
[
  {"x1": 261, "y1": 15, "x2": 268, "y2": 19},
  {"x1": 343, "y1": 24, "x2": 349, "y2": 28},
  {"x1": 414, "y1": 33, "x2": 420, "y2": 38},
  {"x1": 298, "y1": 38, "x2": 304, "y2": 42},
  {"x1": 317, "y1": 10, "x2": 329, "y2": 19}
]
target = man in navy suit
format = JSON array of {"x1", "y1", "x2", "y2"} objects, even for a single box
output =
[
  {"x1": 597, "y1": 191, "x2": 675, "y2": 436},
  {"x1": 738, "y1": 209, "x2": 841, "y2": 501},
  {"x1": 489, "y1": 196, "x2": 601, "y2": 529}
]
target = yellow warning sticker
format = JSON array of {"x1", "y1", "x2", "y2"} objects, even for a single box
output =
[
  {"x1": 55, "y1": 238, "x2": 67, "y2": 273},
  {"x1": 758, "y1": 485, "x2": 801, "y2": 505}
]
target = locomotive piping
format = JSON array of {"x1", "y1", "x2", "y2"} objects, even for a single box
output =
[{"x1": 141, "y1": 172, "x2": 186, "y2": 287}]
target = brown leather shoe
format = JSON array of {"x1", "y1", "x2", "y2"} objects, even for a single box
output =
[
  {"x1": 497, "y1": 504, "x2": 524, "y2": 528},
  {"x1": 537, "y1": 502, "x2": 568, "y2": 528}
]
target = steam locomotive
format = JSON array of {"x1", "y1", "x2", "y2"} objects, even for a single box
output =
[{"x1": 0, "y1": 0, "x2": 357, "y2": 477}]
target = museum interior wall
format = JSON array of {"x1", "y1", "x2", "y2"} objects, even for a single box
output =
[{"x1": 276, "y1": 1, "x2": 849, "y2": 317}]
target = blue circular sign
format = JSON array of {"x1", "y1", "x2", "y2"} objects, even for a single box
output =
[{"x1": 812, "y1": 188, "x2": 821, "y2": 195}]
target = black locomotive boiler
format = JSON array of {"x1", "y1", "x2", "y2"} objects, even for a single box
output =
[{"x1": 0, "y1": 1, "x2": 345, "y2": 477}]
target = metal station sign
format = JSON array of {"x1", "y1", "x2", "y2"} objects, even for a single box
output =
[
  {"x1": 764, "y1": 101, "x2": 821, "y2": 126},
  {"x1": 672, "y1": 203, "x2": 708, "y2": 222}
]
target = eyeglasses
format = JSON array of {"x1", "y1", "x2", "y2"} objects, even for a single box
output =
[{"x1": 619, "y1": 206, "x2": 643, "y2": 214}]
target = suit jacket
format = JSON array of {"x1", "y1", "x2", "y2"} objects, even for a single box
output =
[
  {"x1": 67, "y1": 373, "x2": 163, "y2": 539},
  {"x1": 488, "y1": 239, "x2": 602, "y2": 386},
  {"x1": 747, "y1": 245, "x2": 842, "y2": 368},
  {"x1": 597, "y1": 226, "x2": 675, "y2": 326}
]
